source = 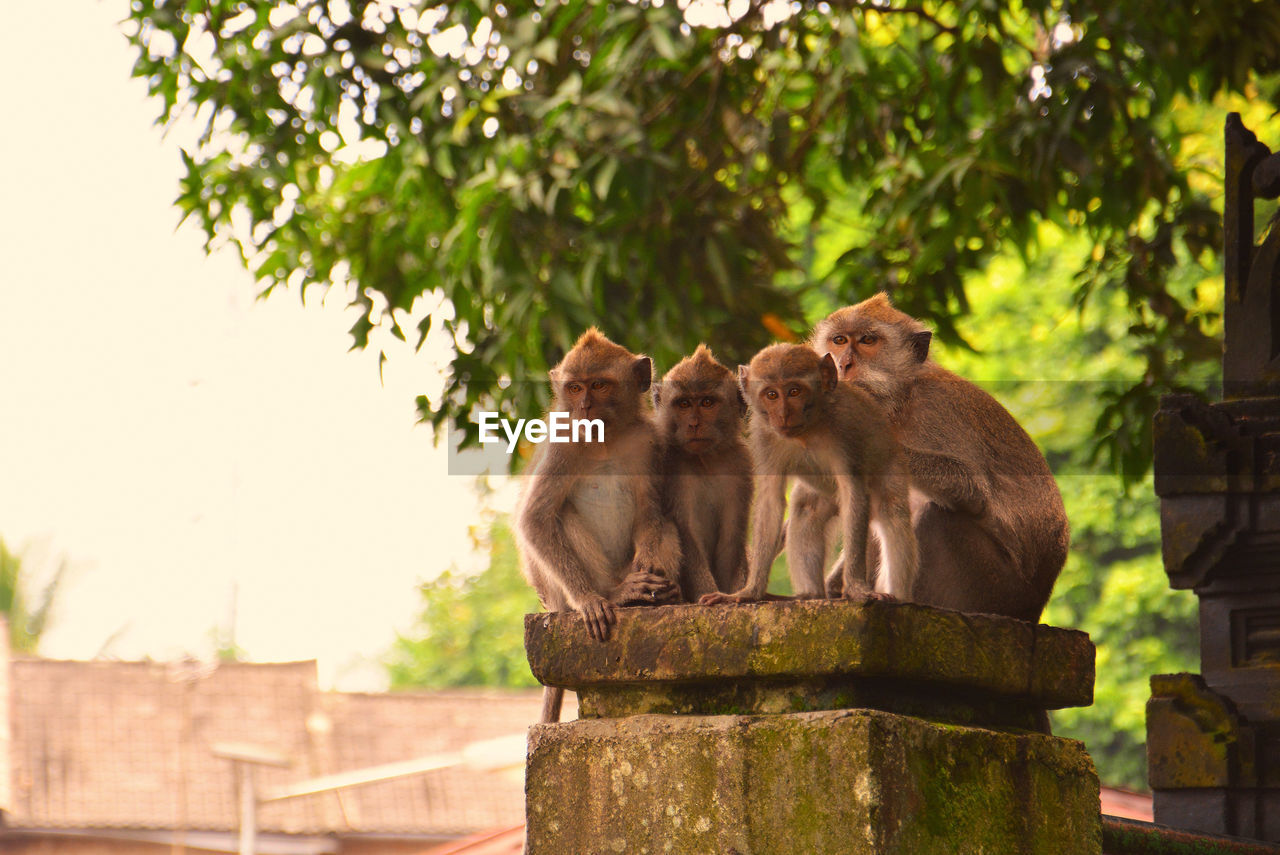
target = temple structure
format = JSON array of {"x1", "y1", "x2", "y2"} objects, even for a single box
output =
[{"x1": 1148, "y1": 113, "x2": 1280, "y2": 842}]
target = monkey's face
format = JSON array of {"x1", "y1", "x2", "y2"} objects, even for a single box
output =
[
  {"x1": 554, "y1": 374, "x2": 630, "y2": 426},
  {"x1": 814, "y1": 315, "x2": 889, "y2": 382},
  {"x1": 551, "y1": 351, "x2": 652, "y2": 430},
  {"x1": 656, "y1": 346, "x2": 743, "y2": 454},
  {"x1": 751, "y1": 378, "x2": 820, "y2": 438},
  {"x1": 813, "y1": 307, "x2": 931, "y2": 399},
  {"x1": 663, "y1": 390, "x2": 731, "y2": 452},
  {"x1": 742, "y1": 344, "x2": 837, "y2": 440}
]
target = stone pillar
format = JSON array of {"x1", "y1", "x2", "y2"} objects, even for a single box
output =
[
  {"x1": 525, "y1": 600, "x2": 1099, "y2": 854},
  {"x1": 1148, "y1": 114, "x2": 1280, "y2": 843}
]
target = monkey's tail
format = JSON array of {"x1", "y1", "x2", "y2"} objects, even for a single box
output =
[{"x1": 540, "y1": 686, "x2": 565, "y2": 723}]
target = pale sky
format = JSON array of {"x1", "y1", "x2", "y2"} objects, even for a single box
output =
[{"x1": 0, "y1": 2, "x2": 507, "y2": 690}]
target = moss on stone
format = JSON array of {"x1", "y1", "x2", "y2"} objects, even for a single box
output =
[
  {"x1": 526, "y1": 600, "x2": 1094, "y2": 720},
  {"x1": 526, "y1": 710, "x2": 1100, "y2": 854}
]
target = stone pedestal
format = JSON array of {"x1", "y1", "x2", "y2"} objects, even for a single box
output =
[{"x1": 524, "y1": 600, "x2": 1100, "y2": 855}]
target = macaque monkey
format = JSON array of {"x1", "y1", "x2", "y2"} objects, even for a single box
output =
[
  {"x1": 806, "y1": 293, "x2": 1069, "y2": 622},
  {"x1": 517, "y1": 330, "x2": 683, "y2": 723},
  {"x1": 652, "y1": 345, "x2": 752, "y2": 600},
  {"x1": 516, "y1": 329, "x2": 683, "y2": 640},
  {"x1": 704, "y1": 344, "x2": 917, "y2": 603}
]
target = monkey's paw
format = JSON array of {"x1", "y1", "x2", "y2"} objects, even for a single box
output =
[
  {"x1": 576, "y1": 595, "x2": 618, "y2": 641},
  {"x1": 841, "y1": 589, "x2": 897, "y2": 603},
  {"x1": 699, "y1": 589, "x2": 756, "y2": 605},
  {"x1": 613, "y1": 570, "x2": 680, "y2": 606}
]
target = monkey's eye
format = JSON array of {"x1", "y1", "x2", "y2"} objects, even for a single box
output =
[
  {"x1": 787, "y1": 387, "x2": 802, "y2": 397},
  {"x1": 700, "y1": 397, "x2": 715, "y2": 408},
  {"x1": 566, "y1": 382, "x2": 583, "y2": 394},
  {"x1": 858, "y1": 334, "x2": 878, "y2": 346},
  {"x1": 831, "y1": 334, "x2": 848, "y2": 346},
  {"x1": 590, "y1": 379, "x2": 609, "y2": 391},
  {"x1": 677, "y1": 399, "x2": 692, "y2": 409},
  {"x1": 765, "y1": 390, "x2": 779, "y2": 400}
]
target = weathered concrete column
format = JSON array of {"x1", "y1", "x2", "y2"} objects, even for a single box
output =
[{"x1": 524, "y1": 599, "x2": 1099, "y2": 854}]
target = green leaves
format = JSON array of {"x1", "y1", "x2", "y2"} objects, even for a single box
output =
[
  {"x1": 385, "y1": 519, "x2": 541, "y2": 689},
  {"x1": 935, "y1": 235, "x2": 1200, "y2": 789},
  {"x1": 125, "y1": 0, "x2": 1276, "y2": 476},
  {"x1": 0, "y1": 538, "x2": 69, "y2": 655}
]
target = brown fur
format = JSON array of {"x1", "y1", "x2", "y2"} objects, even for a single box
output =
[
  {"x1": 517, "y1": 330, "x2": 684, "y2": 722},
  {"x1": 807, "y1": 294, "x2": 1069, "y2": 621},
  {"x1": 704, "y1": 344, "x2": 918, "y2": 603},
  {"x1": 516, "y1": 328, "x2": 682, "y2": 639},
  {"x1": 653, "y1": 345, "x2": 752, "y2": 599}
]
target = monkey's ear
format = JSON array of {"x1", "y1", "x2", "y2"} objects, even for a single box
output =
[
  {"x1": 818, "y1": 353, "x2": 839, "y2": 392},
  {"x1": 909, "y1": 330, "x2": 932, "y2": 363},
  {"x1": 549, "y1": 366, "x2": 561, "y2": 383},
  {"x1": 632, "y1": 356, "x2": 653, "y2": 392},
  {"x1": 651, "y1": 381, "x2": 662, "y2": 409},
  {"x1": 737, "y1": 365, "x2": 751, "y2": 394}
]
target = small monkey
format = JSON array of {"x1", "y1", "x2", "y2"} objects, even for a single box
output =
[
  {"x1": 704, "y1": 344, "x2": 918, "y2": 603},
  {"x1": 516, "y1": 329, "x2": 683, "y2": 641},
  {"x1": 652, "y1": 345, "x2": 752, "y2": 600},
  {"x1": 807, "y1": 293, "x2": 1069, "y2": 621}
]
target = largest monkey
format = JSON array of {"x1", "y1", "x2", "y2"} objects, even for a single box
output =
[{"x1": 804, "y1": 293, "x2": 1068, "y2": 622}]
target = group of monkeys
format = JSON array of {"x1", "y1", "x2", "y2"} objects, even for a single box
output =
[{"x1": 515, "y1": 293, "x2": 1069, "y2": 719}]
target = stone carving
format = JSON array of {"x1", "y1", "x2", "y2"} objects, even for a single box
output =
[{"x1": 1148, "y1": 113, "x2": 1280, "y2": 842}]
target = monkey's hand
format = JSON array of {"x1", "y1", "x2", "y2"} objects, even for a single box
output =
[
  {"x1": 841, "y1": 587, "x2": 896, "y2": 604},
  {"x1": 575, "y1": 594, "x2": 618, "y2": 642},
  {"x1": 701, "y1": 590, "x2": 797, "y2": 604},
  {"x1": 611, "y1": 570, "x2": 681, "y2": 606},
  {"x1": 699, "y1": 586, "x2": 761, "y2": 605}
]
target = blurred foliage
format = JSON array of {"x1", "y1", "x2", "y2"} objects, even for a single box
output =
[
  {"x1": 126, "y1": 0, "x2": 1280, "y2": 477},
  {"x1": 385, "y1": 517, "x2": 541, "y2": 687},
  {"x1": 928, "y1": 227, "x2": 1200, "y2": 790},
  {"x1": 0, "y1": 538, "x2": 69, "y2": 654}
]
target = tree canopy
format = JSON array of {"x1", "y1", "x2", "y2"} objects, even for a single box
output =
[{"x1": 126, "y1": 0, "x2": 1280, "y2": 475}]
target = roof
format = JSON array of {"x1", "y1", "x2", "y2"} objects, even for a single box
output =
[
  {"x1": 1100, "y1": 786, "x2": 1153, "y2": 822},
  {"x1": 424, "y1": 826, "x2": 524, "y2": 854},
  {"x1": 6, "y1": 657, "x2": 555, "y2": 838}
]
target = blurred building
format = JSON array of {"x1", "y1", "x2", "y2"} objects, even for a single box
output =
[
  {"x1": 0, "y1": 635, "x2": 554, "y2": 855},
  {"x1": 0, "y1": 630, "x2": 1150, "y2": 855}
]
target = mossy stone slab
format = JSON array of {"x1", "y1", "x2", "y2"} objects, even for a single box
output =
[
  {"x1": 525, "y1": 600, "x2": 1094, "y2": 719},
  {"x1": 525, "y1": 709, "x2": 1101, "y2": 854}
]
